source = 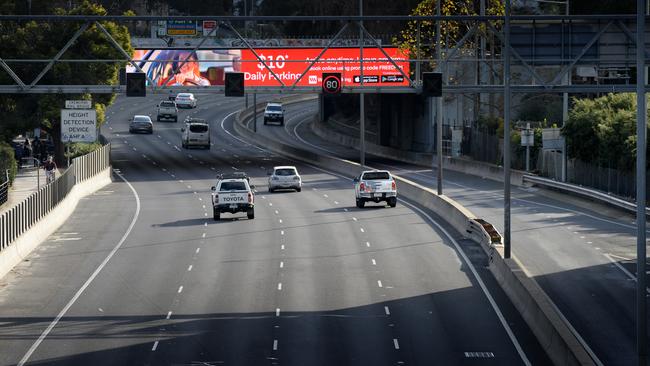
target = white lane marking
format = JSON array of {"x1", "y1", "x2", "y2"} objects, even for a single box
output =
[
  {"x1": 202, "y1": 233, "x2": 206, "y2": 238},
  {"x1": 273, "y1": 340, "x2": 278, "y2": 351},
  {"x1": 323, "y1": 194, "x2": 329, "y2": 198},
  {"x1": 400, "y1": 200, "x2": 532, "y2": 365},
  {"x1": 188, "y1": 265, "x2": 193, "y2": 271},
  {"x1": 281, "y1": 245, "x2": 285, "y2": 250},
  {"x1": 187, "y1": 185, "x2": 192, "y2": 189},
  {"x1": 377, "y1": 280, "x2": 383, "y2": 288},
  {"x1": 178, "y1": 286, "x2": 183, "y2": 294},
  {"x1": 393, "y1": 339, "x2": 400, "y2": 350},
  {"x1": 372, "y1": 259, "x2": 377, "y2": 266},
  {"x1": 604, "y1": 253, "x2": 650, "y2": 294},
  {"x1": 231, "y1": 166, "x2": 239, "y2": 170},
  {"x1": 360, "y1": 228, "x2": 365, "y2": 233},
  {"x1": 196, "y1": 248, "x2": 200, "y2": 254},
  {"x1": 276, "y1": 308, "x2": 281, "y2": 316},
  {"x1": 174, "y1": 146, "x2": 181, "y2": 151},
  {"x1": 202, "y1": 205, "x2": 206, "y2": 209},
  {"x1": 198, "y1": 197, "x2": 202, "y2": 201},
  {"x1": 279, "y1": 219, "x2": 283, "y2": 224},
  {"x1": 344, "y1": 208, "x2": 349, "y2": 212},
  {"x1": 384, "y1": 306, "x2": 390, "y2": 315},
  {"x1": 133, "y1": 147, "x2": 137, "y2": 151},
  {"x1": 280, "y1": 261, "x2": 284, "y2": 268},
  {"x1": 18, "y1": 170, "x2": 141, "y2": 366},
  {"x1": 52, "y1": 237, "x2": 82, "y2": 242},
  {"x1": 352, "y1": 217, "x2": 358, "y2": 221},
  {"x1": 166, "y1": 311, "x2": 172, "y2": 320},
  {"x1": 366, "y1": 242, "x2": 371, "y2": 247},
  {"x1": 157, "y1": 135, "x2": 161, "y2": 138},
  {"x1": 204, "y1": 222, "x2": 207, "y2": 227},
  {"x1": 262, "y1": 196, "x2": 267, "y2": 199},
  {"x1": 204, "y1": 212, "x2": 208, "y2": 217},
  {"x1": 277, "y1": 283, "x2": 282, "y2": 290},
  {"x1": 171, "y1": 174, "x2": 176, "y2": 178},
  {"x1": 334, "y1": 201, "x2": 339, "y2": 205},
  {"x1": 280, "y1": 230, "x2": 284, "y2": 235},
  {"x1": 269, "y1": 202, "x2": 273, "y2": 206},
  {"x1": 151, "y1": 341, "x2": 159, "y2": 351},
  {"x1": 275, "y1": 210, "x2": 279, "y2": 215}
]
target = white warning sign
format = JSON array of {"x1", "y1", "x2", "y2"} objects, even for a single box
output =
[{"x1": 61, "y1": 109, "x2": 97, "y2": 143}]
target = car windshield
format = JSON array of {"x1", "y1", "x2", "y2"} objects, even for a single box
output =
[
  {"x1": 219, "y1": 181, "x2": 246, "y2": 191},
  {"x1": 267, "y1": 105, "x2": 282, "y2": 111},
  {"x1": 275, "y1": 168, "x2": 296, "y2": 176},
  {"x1": 177, "y1": 93, "x2": 192, "y2": 98},
  {"x1": 362, "y1": 172, "x2": 390, "y2": 180},
  {"x1": 160, "y1": 101, "x2": 175, "y2": 107},
  {"x1": 189, "y1": 125, "x2": 208, "y2": 133},
  {"x1": 133, "y1": 116, "x2": 150, "y2": 123}
]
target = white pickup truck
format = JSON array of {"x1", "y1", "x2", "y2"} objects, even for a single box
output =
[
  {"x1": 211, "y1": 178, "x2": 255, "y2": 220},
  {"x1": 354, "y1": 170, "x2": 397, "y2": 208},
  {"x1": 156, "y1": 100, "x2": 178, "y2": 122}
]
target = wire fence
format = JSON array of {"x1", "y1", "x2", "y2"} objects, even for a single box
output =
[{"x1": 0, "y1": 142, "x2": 110, "y2": 251}]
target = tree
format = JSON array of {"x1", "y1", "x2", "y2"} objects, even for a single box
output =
[
  {"x1": 0, "y1": 1, "x2": 133, "y2": 164},
  {"x1": 563, "y1": 93, "x2": 650, "y2": 170}
]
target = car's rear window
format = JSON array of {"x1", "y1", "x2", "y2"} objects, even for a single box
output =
[
  {"x1": 133, "y1": 116, "x2": 150, "y2": 123},
  {"x1": 267, "y1": 105, "x2": 282, "y2": 111},
  {"x1": 160, "y1": 101, "x2": 175, "y2": 107},
  {"x1": 220, "y1": 181, "x2": 246, "y2": 191},
  {"x1": 189, "y1": 125, "x2": 208, "y2": 133},
  {"x1": 275, "y1": 168, "x2": 296, "y2": 176},
  {"x1": 362, "y1": 172, "x2": 390, "y2": 180},
  {"x1": 177, "y1": 93, "x2": 192, "y2": 98}
]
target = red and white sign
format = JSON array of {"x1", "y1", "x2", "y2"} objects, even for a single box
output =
[
  {"x1": 202, "y1": 20, "x2": 217, "y2": 36},
  {"x1": 240, "y1": 47, "x2": 409, "y2": 87}
]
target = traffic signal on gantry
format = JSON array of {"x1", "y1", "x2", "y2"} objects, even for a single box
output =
[
  {"x1": 225, "y1": 72, "x2": 245, "y2": 97},
  {"x1": 126, "y1": 72, "x2": 146, "y2": 97},
  {"x1": 422, "y1": 72, "x2": 442, "y2": 97}
]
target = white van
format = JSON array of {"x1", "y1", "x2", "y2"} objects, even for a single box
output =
[{"x1": 181, "y1": 118, "x2": 210, "y2": 149}]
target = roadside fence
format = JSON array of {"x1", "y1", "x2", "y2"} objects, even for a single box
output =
[
  {"x1": 0, "y1": 170, "x2": 8, "y2": 206},
  {"x1": 0, "y1": 142, "x2": 110, "y2": 251}
]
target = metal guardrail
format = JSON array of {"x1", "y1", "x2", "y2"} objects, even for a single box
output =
[
  {"x1": 523, "y1": 174, "x2": 650, "y2": 217},
  {"x1": 0, "y1": 170, "x2": 8, "y2": 206},
  {"x1": 0, "y1": 143, "x2": 110, "y2": 251}
]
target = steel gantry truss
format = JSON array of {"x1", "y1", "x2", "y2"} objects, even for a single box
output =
[{"x1": 0, "y1": 14, "x2": 649, "y2": 94}]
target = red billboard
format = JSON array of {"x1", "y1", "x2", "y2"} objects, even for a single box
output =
[
  {"x1": 240, "y1": 48, "x2": 409, "y2": 87},
  {"x1": 128, "y1": 47, "x2": 409, "y2": 88}
]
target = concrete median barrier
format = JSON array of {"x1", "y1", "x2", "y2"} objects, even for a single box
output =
[{"x1": 235, "y1": 102, "x2": 596, "y2": 366}]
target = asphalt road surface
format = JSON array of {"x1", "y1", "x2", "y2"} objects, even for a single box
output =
[
  {"x1": 253, "y1": 99, "x2": 650, "y2": 366},
  {"x1": 0, "y1": 94, "x2": 550, "y2": 366}
]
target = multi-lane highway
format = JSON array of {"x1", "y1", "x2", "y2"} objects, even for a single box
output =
[
  {"x1": 0, "y1": 94, "x2": 550, "y2": 365},
  {"x1": 254, "y1": 99, "x2": 650, "y2": 366}
]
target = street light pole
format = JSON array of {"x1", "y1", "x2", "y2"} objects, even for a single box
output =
[
  {"x1": 503, "y1": 0, "x2": 512, "y2": 259},
  {"x1": 435, "y1": 0, "x2": 443, "y2": 195}
]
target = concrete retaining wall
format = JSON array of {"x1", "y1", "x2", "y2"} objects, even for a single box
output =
[
  {"x1": 312, "y1": 118, "x2": 527, "y2": 186},
  {"x1": 236, "y1": 103, "x2": 595, "y2": 366},
  {"x1": 0, "y1": 167, "x2": 112, "y2": 280}
]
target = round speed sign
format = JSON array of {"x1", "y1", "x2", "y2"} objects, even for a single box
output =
[{"x1": 322, "y1": 73, "x2": 342, "y2": 94}]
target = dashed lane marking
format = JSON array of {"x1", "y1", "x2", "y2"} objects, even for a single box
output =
[
  {"x1": 177, "y1": 286, "x2": 183, "y2": 294},
  {"x1": 393, "y1": 339, "x2": 400, "y2": 350},
  {"x1": 151, "y1": 341, "x2": 159, "y2": 351},
  {"x1": 188, "y1": 265, "x2": 193, "y2": 271},
  {"x1": 166, "y1": 311, "x2": 172, "y2": 320},
  {"x1": 384, "y1": 306, "x2": 390, "y2": 315},
  {"x1": 277, "y1": 283, "x2": 282, "y2": 290},
  {"x1": 377, "y1": 280, "x2": 383, "y2": 288}
]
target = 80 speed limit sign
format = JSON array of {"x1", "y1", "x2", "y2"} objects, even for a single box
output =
[{"x1": 322, "y1": 73, "x2": 342, "y2": 94}]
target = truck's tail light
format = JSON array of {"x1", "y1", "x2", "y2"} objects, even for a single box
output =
[
  {"x1": 248, "y1": 192, "x2": 253, "y2": 203},
  {"x1": 392, "y1": 180, "x2": 396, "y2": 190},
  {"x1": 360, "y1": 182, "x2": 366, "y2": 191}
]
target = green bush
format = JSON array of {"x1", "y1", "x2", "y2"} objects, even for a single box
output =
[
  {"x1": 0, "y1": 142, "x2": 17, "y2": 185},
  {"x1": 64, "y1": 142, "x2": 102, "y2": 160}
]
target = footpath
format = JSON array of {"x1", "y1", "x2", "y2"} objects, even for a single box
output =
[{"x1": 0, "y1": 166, "x2": 60, "y2": 216}]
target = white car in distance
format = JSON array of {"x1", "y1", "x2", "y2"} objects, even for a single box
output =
[
  {"x1": 268, "y1": 166, "x2": 302, "y2": 192},
  {"x1": 174, "y1": 93, "x2": 197, "y2": 108},
  {"x1": 354, "y1": 170, "x2": 397, "y2": 208}
]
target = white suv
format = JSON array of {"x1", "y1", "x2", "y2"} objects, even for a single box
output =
[
  {"x1": 181, "y1": 118, "x2": 210, "y2": 149},
  {"x1": 263, "y1": 102, "x2": 285, "y2": 126},
  {"x1": 354, "y1": 170, "x2": 397, "y2": 208},
  {"x1": 268, "y1": 166, "x2": 301, "y2": 192},
  {"x1": 175, "y1": 93, "x2": 197, "y2": 108}
]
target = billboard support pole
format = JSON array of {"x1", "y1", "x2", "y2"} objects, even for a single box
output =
[
  {"x1": 253, "y1": 93, "x2": 257, "y2": 133},
  {"x1": 359, "y1": 0, "x2": 365, "y2": 167}
]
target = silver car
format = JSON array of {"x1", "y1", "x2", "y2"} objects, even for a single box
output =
[
  {"x1": 174, "y1": 93, "x2": 197, "y2": 108},
  {"x1": 268, "y1": 166, "x2": 301, "y2": 192},
  {"x1": 129, "y1": 115, "x2": 153, "y2": 134}
]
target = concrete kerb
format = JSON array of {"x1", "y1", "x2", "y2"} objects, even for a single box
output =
[
  {"x1": 0, "y1": 167, "x2": 112, "y2": 280},
  {"x1": 235, "y1": 102, "x2": 595, "y2": 366}
]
